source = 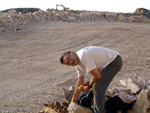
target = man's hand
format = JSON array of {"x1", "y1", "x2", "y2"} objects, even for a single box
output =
[
  {"x1": 78, "y1": 81, "x2": 90, "y2": 92},
  {"x1": 82, "y1": 81, "x2": 90, "y2": 86},
  {"x1": 71, "y1": 76, "x2": 84, "y2": 103},
  {"x1": 78, "y1": 85, "x2": 90, "y2": 92}
]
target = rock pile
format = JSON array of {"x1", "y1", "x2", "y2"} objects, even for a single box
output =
[
  {"x1": 0, "y1": 8, "x2": 150, "y2": 32},
  {"x1": 40, "y1": 77, "x2": 150, "y2": 113}
]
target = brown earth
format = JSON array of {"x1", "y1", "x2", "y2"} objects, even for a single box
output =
[{"x1": 0, "y1": 20, "x2": 150, "y2": 112}]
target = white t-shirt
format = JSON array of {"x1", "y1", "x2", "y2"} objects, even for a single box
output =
[{"x1": 75, "y1": 46, "x2": 119, "y2": 76}]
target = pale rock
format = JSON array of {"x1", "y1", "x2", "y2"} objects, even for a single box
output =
[
  {"x1": 120, "y1": 78, "x2": 140, "y2": 93},
  {"x1": 62, "y1": 86, "x2": 75, "y2": 101},
  {"x1": 68, "y1": 102, "x2": 93, "y2": 113},
  {"x1": 8, "y1": 9, "x2": 17, "y2": 15},
  {"x1": 128, "y1": 16, "x2": 135, "y2": 23},
  {"x1": 52, "y1": 11, "x2": 56, "y2": 14},
  {"x1": 0, "y1": 19, "x2": 7, "y2": 26},
  {"x1": 74, "y1": 14, "x2": 81, "y2": 20},
  {"x1": 117, "y1": 14, "x2": 125, "y2": 21},
  {"x1": 120, "y1": 79, "x2": 126, "y2": 86},
  {"x1": 134, "y1": 76, "x2": 146, "y2": 86},
  {"x1": 106, "y1": 87, "x2": 132, "y2": 98},
  {"x1": 127, "y1": 78, "x2": 140, "y2": 93},
  {"x1": 67, "y1": 16, "x2": 77, "y2": 22},
  {"x1": 128, "y1": 90, "x2": 150, "y2": 113},
  {"x1": 38, "y1": 10, "x2": 45, "y2": 15},
  {"x1": 46, "y1": 8, "x2": 52, "y2": 12},
  {"x1": 7, "y1": 15, "x2": 12, "y2": 19},
  {"x1": 55, "y1": 13, "x2": 59, "y2": 16},
  {"x1": 19, "y1": 12, "x2": 22, "y2": 15},
  {"x1": 40, "y1": 107, "x2": 57, "y2": 113},
  {"x1": 62, "y1": 85, "x2": 84, "y2": 101}
]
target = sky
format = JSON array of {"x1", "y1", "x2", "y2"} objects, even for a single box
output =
[{"x1": 0, "y1": 0, "x2": 150, "y2": 13}]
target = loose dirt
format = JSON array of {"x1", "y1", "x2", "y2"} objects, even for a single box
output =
[{"x1": 0, "y1": 20, "x2": 150, "y2": 112}]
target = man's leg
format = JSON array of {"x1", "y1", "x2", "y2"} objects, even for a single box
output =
[{"x1": 92, "y1": 55, "x2": 123, "y2": 113}]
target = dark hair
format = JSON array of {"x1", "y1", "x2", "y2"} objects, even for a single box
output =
[{"x1": 60, "y1": 51, "x2": 70, "y2": 64}]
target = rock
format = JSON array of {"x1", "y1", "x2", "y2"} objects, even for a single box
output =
[
  {"x1": 67, "y1": 16, "x2": 77, "y2": 22},
  {"x1": 120, "y1": 78, "x2": 141, "y2": 94},
  {"x1": 128, "y1": 90, "x2": 150, "y2": 113},
  {"x1": 118, "y1": 92, "x2": 137, "y2": 104},
  {"x1": 62, "y1": 86, "x2": 75, "y2": 101},
  {"x1": 117, "y1": 14, "x2": 125, "y2": 22},
  {"x1": 57, "y1": 77, "x2": 77, "y2": 101},
  {"x1": 0, "y1": 21, "x2": 4, "y2": 27},
  {"x1": 40, "y1": 107, "x2": 57, "y2": 113},
  {"x1": 120, "y1": 79, "x2": 126, "y2": 86},
  {"x1": 19, "y1": 12, "x2": 22, "y2": 15},
  {"x1": 67, "y1": 102, "x2": 93, "y2": 113},
  {"x1": 8, "y1": 9, "x2": 18, "y2": 15}
]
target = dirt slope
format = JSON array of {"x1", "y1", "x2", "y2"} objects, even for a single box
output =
[{"x1": 0, "y1": 21, "x2": 150, "y2": 112}]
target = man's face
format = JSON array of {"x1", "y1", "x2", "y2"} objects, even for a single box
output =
[{"x1": 63, "y1": 51, "x2": 79, "y2": 66}]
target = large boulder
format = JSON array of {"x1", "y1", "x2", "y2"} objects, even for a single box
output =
[
  {"x1": 120, "y1": 78, "x2": 141, "y2": 93},
  {"x1": 128, "y1": 90, "x2": 150, "y2": 113}
]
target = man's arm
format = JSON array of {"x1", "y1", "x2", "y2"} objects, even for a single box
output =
[
  {"x1": 79, "y1": 68, "x2": 101, "y2": 92},
  {"x1": 71, "y1": 75, "x2": 84, "y2": 103},
  {"x1": 88, "y1": 68, "x2": 101, "y2": 88}
]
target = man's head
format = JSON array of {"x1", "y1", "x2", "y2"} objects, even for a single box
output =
[{"x1": 60, "y1": 51, "x2": 79, "y2": 66}]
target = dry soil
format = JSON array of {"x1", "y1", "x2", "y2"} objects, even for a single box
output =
[{"x1": 0, "y1": 20, "x2": 150, "y2": 112}]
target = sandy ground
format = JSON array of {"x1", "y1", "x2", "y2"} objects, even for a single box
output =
[{"x1": 0, "y1": 20, "x2": 150, "y2": 113}]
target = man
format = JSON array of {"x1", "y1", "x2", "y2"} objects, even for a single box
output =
[{"x1": 60, "y1": 46, "x2": 123, "y2": 113}]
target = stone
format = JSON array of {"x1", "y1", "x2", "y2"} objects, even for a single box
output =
[
  {"x1": 67, "y1": 16, "x2": 77, "y2": 22},
  {"x1": 120, "y1": 78, "x2": 141, "y2": 94},
  {"x1": 117, "y1": 14, "x2": 125, "y2": 21},
  {"x1": 128, "y1": 90, "x2": 150, "y2": 113},
  {"x1": 120, "y1": 79, "x2": 126, "y2": 86},
  {"x1": 8, "y1": 9, "x2": 18, "y2": 15},
  {"x1": 62, "y1": 86, "x2": 75, "y2": 101},
  {"x1": 40, "y1": 107, "x2": 57, "y2": 113},
  {"x1": 67, "y1": 102, "x2": 93, "y2": 113}
]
